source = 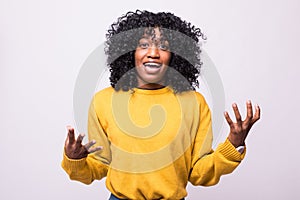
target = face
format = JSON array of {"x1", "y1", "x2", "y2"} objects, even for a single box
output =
[{"x1": 134, "y1": 28, "x2": 171, "y2": 89}]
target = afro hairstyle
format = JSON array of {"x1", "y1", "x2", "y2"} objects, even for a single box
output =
[{"x1": 105, "y1": 10, "x2": 206, "y2": 93}]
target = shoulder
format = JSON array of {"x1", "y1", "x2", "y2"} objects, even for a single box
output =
[
  {"x1": 193, "y1": 91, "x2": 207, "y2": 103},
  {"x1": 90, "y1": 87, "x2": 122, "y2": 120},
  {"x1": 94, "y1": 86, "x2": 115, "y2": 98},
  {"x1": 91, "y1": 87, "x2": 115, "y2": 109},
  {"x1": 177, "y1": 90, "x2": 208, "y2": 106}
]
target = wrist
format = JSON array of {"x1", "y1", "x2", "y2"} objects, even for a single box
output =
[{"x1": 227, "y1": 136, "x2": 245, "y2": 148}]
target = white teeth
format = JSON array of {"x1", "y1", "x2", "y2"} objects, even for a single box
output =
[{"x1": 144, "y1": 62, "x2": 162, "y2": 68}]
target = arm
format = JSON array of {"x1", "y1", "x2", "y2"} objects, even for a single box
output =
[
  {"x1": 61, "y1": 98, "x2": 111, "y2": 184},
  {"x1": 189, "y1": 96, "x2": 260, "y2": 186}
]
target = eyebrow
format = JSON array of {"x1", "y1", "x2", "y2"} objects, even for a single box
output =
[{"x1": 139, "y1": 36, "x2": 167, "y2": 42}]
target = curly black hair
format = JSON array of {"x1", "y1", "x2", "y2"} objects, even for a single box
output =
[{"x1": 105, "y1": 10, "x2": 206, "y2": 93}]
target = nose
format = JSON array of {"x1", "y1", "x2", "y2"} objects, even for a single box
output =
[{"x1": 147, "y1": 46, "x2": 160, "y2": 58}]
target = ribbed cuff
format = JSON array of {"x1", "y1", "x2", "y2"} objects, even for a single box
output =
[
  {"x1": 62, "y1": 152, "x2": 87, "y2": 171},
  {"x1": 217, "y1": 139, "x2": 246, "y2": 162}
]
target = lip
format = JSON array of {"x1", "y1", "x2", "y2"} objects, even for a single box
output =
[
  {"x1": 143, "y1": 62, "x2": 163, "y2": 74},
  {"x1": 143, "y1": 62, "x2": 162, "y2": 68}
]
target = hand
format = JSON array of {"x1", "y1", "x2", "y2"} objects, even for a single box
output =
[
  {"x1": 224, "y1": 100, "x2": 261, "y2": 148},
  {"x1": 64, "y1": 126, "x2": 103, "y2": 159}
]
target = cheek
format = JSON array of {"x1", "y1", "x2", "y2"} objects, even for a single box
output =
[
  {"x1": 162, "y1": 52, "x2": 171, "y2": 65},
  {"x1": 134, "y1": 52, "x2": 139, "y2": 65},
  {"x1": 134, "y1": 50, "x2": 146, "y2": 66}
]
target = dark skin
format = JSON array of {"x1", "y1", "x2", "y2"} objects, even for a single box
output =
[
  {"x1": 225, "y1": 101, "x2": 260, "y2": 147},
  {"x1": 65, "y1": 101, "x2": 260, "y2": 159},
  {"x1": 64, "y1": 126, "x2": 102, "y2": 159}
]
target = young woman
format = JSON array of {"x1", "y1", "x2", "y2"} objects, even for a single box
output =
[{"x1": 62, "y1": 10, "x2": 260, "y2": 200}]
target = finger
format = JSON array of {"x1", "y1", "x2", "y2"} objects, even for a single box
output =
[
  {"x1": 244, "y1": 100, "x2": 253, "y2": 124},
  {"x1": 88, "y1": 146, "x2": 103, "y2": 154},
  {"x1": 224, "y1": 111, "x2": 234, "y2": 127},
  {"x1": 232, "y1": 103, "x2": 242, "y2": 124},
  {"x1": 251, "y1": 104, "x2": 261, "y2": 124},
  {"x1": 76, "y1": 133, "x2": 85, "y2": 146},
  {"x1": 67, "y1": 126, "x2": 75, "y2": 144},
  {"x1": 84, "y1": 140, "x2": 96, "y2": 150}
]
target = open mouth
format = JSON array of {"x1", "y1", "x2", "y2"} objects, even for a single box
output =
[
  {"x1": 143, "y1": 62, "x2": 162, "y2": 68},
  {"x1": 143, "y1": 62, "x2": 163, "y2": 74}
]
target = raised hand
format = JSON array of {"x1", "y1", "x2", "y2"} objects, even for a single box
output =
[
  {"x1": 64, "y1": 126, "x2": 102, "y2": 159},
  {"x1": 224, "y1": 100, "x2": 261, "y2": 148}
]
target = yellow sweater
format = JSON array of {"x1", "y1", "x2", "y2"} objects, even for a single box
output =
[{"x1": 62, "y1": 86, "x2": 245, "y2": 200}]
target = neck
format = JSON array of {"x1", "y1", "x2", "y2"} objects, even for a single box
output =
[{"x1": 137, "y1": 83, "x2": 166, "y2": 90}]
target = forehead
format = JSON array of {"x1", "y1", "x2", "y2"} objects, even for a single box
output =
[{"x1": 141, "y1": 27, "x2": 165, "y2": 41}]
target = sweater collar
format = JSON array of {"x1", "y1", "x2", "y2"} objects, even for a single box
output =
[{"x1": 132, "y1": 86, "x2": 173, "y2": 95}]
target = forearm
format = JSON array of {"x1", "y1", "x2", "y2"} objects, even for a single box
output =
[
  {"x1": 61, "y1": 153, "x2": 108, "y2": 184},
  {"x1": 189, "y1": 139, "x2": 245, "y2": 186}
]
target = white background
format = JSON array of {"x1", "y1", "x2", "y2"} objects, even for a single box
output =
[{"x1": 1, "y1": 0, "x2": 299, "y2": 199}]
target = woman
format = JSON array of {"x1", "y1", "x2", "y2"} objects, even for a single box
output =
[{"x1": 62, "y1": 10, "x2": 260, "y2": 200}]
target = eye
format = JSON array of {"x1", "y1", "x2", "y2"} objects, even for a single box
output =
[
  {"x1": 159, "y1": 44, "x2": 169, "y2": 51},
  {"x1": 158, "y1": 41, "x2": 170, "y2": 51},
  {"x1": 139, "y1": 42, "x2": 149, "y2": 49},
  {"x1": 138, "y1": 39, "x2": 150, "y2": 49}
]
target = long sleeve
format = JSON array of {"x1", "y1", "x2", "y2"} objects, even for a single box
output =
[
  {"x1": 61, "y1": 97, "x2": 110, "y2": 184},
  {"x1": 188, "y1": 93, "x2": 246, "y2": 186},
  {"x1": 61, "y1": 153, "x2": 108, "y2": 184},
  {"x1": 61, "y1": 86, "x2": 247, "y2": 198}
]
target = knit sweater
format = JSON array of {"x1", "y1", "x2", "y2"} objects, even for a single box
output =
[{"x1": 62, "y1": 86, "x2": 245, "y2": 200}]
